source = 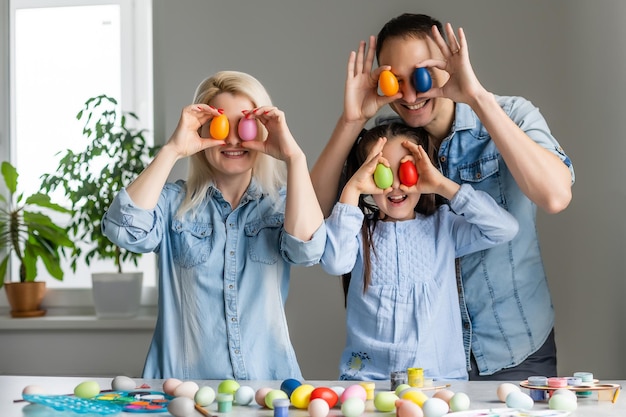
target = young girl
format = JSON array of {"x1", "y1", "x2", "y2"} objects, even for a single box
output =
[
  {"x1": 101, "y1": 71, "x2": 326, "y2": 380},
  {"x1": 321, "y1": 123, "x2": 518, "y2": 380}
]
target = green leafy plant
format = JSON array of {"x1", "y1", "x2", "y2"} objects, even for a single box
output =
[
  {"x1": 0, "y1": 161, "x2": 75, "y2": 287},
  {"x1": 40, "y1": 95, "x2": 160, "y2": 273}
]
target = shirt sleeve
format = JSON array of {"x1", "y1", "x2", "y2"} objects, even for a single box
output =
[
  {"x1": 280, "y1": 221, "x2": 327, "y2": 266},
  {"x1": 446, "y1": 184, "x2": 519, "y2": 257},
  {"x1": 320, "y1": 202, "x2": 364, "y2": 276},
  {"x1": 101, "y1": 187, "x2": 165, "y2": 254},
  {"x1": 505, "y1": 95, "x2": 575, "y2": 184}
]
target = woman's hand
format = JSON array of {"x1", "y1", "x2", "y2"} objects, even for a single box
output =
[
  {"x1": 241, "y1": 106, "x2": 304, "y2": 162},
  {"x1": 164, "y1": 104, "x2": 226, "y2": 158}
]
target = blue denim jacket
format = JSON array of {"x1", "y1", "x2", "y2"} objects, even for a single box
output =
[
  {"x1": 378, "y1": 95, "x2": 575, "y2": 375},
  {"x1": 101, "y1": 180, "x2": 326, "y2": 380}
]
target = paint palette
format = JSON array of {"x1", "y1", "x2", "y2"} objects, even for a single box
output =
[
  {"x1": 23, "y1": 390, "x2": 173, "y2": 414},
  {"x1": 447, "y1": 409, "x2": 570, "y2": 416}
]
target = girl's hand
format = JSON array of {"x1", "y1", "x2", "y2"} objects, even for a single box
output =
[
  {"x1": 343, "y1": 36, "x2": 400, "y2": 124},
  {"x1": 343, "y1": 137, "x2": 390, "y2": 201},
  {"x1": 417, "y1": 23, "x2": 486, "y2": 106},
  {"x1": 241, "y1": 106, "x2": 303, "y2": 162},
  {"x1": 400, "y1": 141, "x2": 446, "y2": 195},
  {"x1": 165, "y1": 104, "x2": 225, "y2": 157}
]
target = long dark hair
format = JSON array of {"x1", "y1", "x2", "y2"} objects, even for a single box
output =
[{"x1": 341, "y1": 123, "x2": 443, "y2": 304}]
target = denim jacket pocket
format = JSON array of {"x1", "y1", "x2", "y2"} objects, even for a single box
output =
[
  {"x1": 458, "y1": 155, "x2": 504, "y2": 205},
  {"x1": 171, "y1": 219, "x2": 213, "y2": 268},
  {"x1": 244, "y1": 214, "x2": 284, "y2": 265}
]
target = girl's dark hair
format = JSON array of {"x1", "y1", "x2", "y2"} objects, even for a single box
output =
[
  {"x1": 375, "y1": 13, "x2": 444, "y2": 61},
  {"x1": 341, "y1": 123, "x2": 443, "y2": 303}
]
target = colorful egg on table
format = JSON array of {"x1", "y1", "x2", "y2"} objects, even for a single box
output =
[
  {"x1": 74, "y1": 381, "x2": 101, "y2": 399},
  {"x1": 395, "y1": 399, "x2": 424, "y2": 417},
  {"x1": 265, "y1": 389, "x2": 289, "y2": 409},
  {"x1": 398, "y1": 160, "x2": 418, "y2": 187},
  {"x1": 496, "y1": 382, "x2": 520, "y2": 402},
  {"x1": 422, "y1": 397, "x2": 449, "y2": 417},
  {"x1": 111, "y1": 375, "x2": 136, "y2": 392},
  {"x1": 395, "y1": 384, "x2": 411, "y2": 397},
  {"x1": 505, "y1": 390, "x2": 534, "y2": 409},
  {"x1": 379, "y1": 70, "x2": 399, "y2": 96},
  {"x1": 210, "y1": 113, "x2": 230, "y2": 140},
  {"x1": 195, "y1": 386, "x2": 216, "y2": 406},
  {"x1": 218, "y1": 379, "x2": 240, "y2": 395},
  {"x1": 549, "y1": 391, "x2": 578, "y2": 411},
  {"x1": 341, "y1": 384, "x2": 367, "y2": 403},
  {"x1": 374, "y1": 391, "x2": 399, "y2": 412},
  {"x1": 432, "y1": 389, "x2": 454, "y2": 404},
  {"x1": 255, "y1": 387, "x2": 274, "y2": 407},
  {"x1": 413, "y1": 67, "x2": 432, "y2": 93},
  {"x1": 173, "y1": 381, "x2": 199, "y2": 399},
  {"x1": 168, "y1": 396, "x2": 195, "y2": 417},
  {"x1": 238, "y1": 117, "x2": 258, "y2": 141},
  {"x1": 401, "y1": 388, "x2": 428, "y2": 407},
  {"x1": 341, "y1": 397, "x2": 365, "y2": 417},
  {"x1": 449, "y1": 392, "x2": 471, "y2": 412},
  {"x1": 310, "y1": 386, "x2": 339, "y2": 408},
  {"x1": 290, "y1": 383, "x2": 315, "y2": 409},
  {"x1": 22, "y1": 385, "x2": 45, "y2": 397},
  {"x1": 280, "y1": 378, "x2": 302, "y2": 398},
  {"x1": 162, "y1": 378, "x2": 182, "y2": 396},
  {"x1": 308, "y1": 397, "x2": 331, "y2": 417},
  {"x1": 234, "y1": 385, "x2": 255, "y2": 405},
  {"x1": 374, "y1": 163, "x2": 393, "y2": 189}
]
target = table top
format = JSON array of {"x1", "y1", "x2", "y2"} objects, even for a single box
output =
[{"x1": 2, "y1": 375, "x2": 624, "y2": 417}]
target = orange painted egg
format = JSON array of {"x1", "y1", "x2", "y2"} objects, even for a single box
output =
[
  {"x1": 379, "y1": 70, "x2": 399, "y2": 96},
  {"x1": 210, "y1": 114, "x2": 230, "y2": 140}
]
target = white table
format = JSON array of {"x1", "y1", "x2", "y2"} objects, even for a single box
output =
[{"x1": 1, "y1": 375, "x2": 624, "y2": 416}]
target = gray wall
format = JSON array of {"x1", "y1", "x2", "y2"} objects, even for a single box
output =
[{"x1": 152, "y1": 0, "x2": 626, "y2": 379}]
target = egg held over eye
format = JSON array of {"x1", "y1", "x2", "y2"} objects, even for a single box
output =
[
  {"x1": 374, "y1": 163, "x2": 394, "y2": 189},
  {"x1": 238, "y1": 117, "x2": 258, "y2": 141},
  {"x1": 210, "y1": 113, "x2": 230, "y2": 140},
  {"x1": 379, "y1": 70, "x2": 399, "y2": 96},
  {"x1": 413, "y1": 67, "x2": 432, "y2": 93},
  {"x1": 398, "y1": 160, "x2": 418, "y2": 187}
]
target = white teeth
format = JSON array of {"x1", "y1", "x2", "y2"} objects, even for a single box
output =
[
  {"x1": 223, "y1": 151, "x2": 245, "y2": 156},
  {"x1": 389, "y1": 195, "x2": 406, "y2": 202},
  {"x1": 406, "y1": 101, "x2": 427, "y2": 110}
]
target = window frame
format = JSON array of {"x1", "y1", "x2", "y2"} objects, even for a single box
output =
[{"x1": 1, "y1": 0, "x2": 156, "y2": 311}]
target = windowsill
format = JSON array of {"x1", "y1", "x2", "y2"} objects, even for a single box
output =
[
  {"x1": 0, "y1": 306, "x2": 157, "y2": 330},
  {"x1": 0, "y1": 287, "x2": 158, "y2": 330}
]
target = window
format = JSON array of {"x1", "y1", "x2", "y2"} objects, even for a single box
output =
[{"x1": 4, "y1": 0, "x2": 155, "y2": 308}]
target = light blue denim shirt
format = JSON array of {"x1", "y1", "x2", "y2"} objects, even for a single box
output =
[
  {"x1": 101, "y1": 179, "x2": 326, "y2": 380},
  {"x1": 321, "y1": 184, "x2": 518, "y2": 381},
  {"x1": 378, "y1": 95, "x2": 575, "y2": 375}
]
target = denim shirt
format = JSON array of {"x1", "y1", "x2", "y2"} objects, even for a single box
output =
[
  {"x1": 101, "y1": 179, "x2": 326, "y2": 380},
  {"x1": 321, "y1": 185, "x2": 518, "y2": 381},
  {"x1": 378, "y1": 95, "x2": 575, "y2": 375}
]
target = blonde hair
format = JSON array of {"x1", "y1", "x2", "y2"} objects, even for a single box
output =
[{"x1": 177, "y1": 71, "x2": 287, "y2": 217}]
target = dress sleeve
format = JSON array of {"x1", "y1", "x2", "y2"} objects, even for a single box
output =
[
  {"x1": 320, "y1": 202, "x2": 364, "y2": 276},
  {"x1": 446, "y1": 184, "x2": 519, "y2": 257}
]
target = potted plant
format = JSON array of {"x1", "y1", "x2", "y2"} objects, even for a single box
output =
[
  {"x1": 0, "y1": 161, "x2": 75, "y2": 317},
  {"x1": 40, "y1": 94, "x2": 160, "y2": 318}
]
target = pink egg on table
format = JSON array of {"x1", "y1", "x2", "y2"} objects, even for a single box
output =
[
  {"x1": 395, "y1": 399, "x2": 424, "y2": 417},
  {"x1": 432, "y1": 389, "x2": 455, "y2": 404},
  {"x1": 255, "y1": 387, "x2": 273, "y2": 407},
  {"x1": 173, "y1": 381, "x2": 199, "y2": 399},
  {"x1": 340, "y1": 384, "x2": 367, "y2": 403},
  {"x1": 163, "y1": 378, "x2": 183, "y2": 396},
  {"x1": 238, "y1": 118, "x2": 258, "y2": 141}
]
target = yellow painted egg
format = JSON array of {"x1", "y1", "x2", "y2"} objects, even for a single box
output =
[
  {"x1": 210, "y1": 113, "x2": 230, "y2": 140},
  {"x1": 379, "y1": 70, "x2": 399, "y2": 96}
]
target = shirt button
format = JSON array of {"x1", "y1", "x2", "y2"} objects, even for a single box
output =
[
  {"x1": 234, "y1": 349, "x2": 240, "y2": 354},
  {"x1": 229, "y1": 223, "x2": 235, "y2": 227},
  {"x1": 231, "y1": 317, "x2": 237, "y2": 322},
  {"x1": 440, "y1": 156, "x2": 447, "y2": 163},
  {"x1": 230, "y1": 251, "x2": 235, "y2": 256},
  {"x1": 475, "y1": 173, "x2": 482, "y2": 179},
  {"x1": 229, "y1": 284, "x2": 234, "y2": 289}
]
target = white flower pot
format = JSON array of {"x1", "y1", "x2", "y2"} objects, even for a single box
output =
[{"x1": 91, "y1": 272, "x2": 143, "y2": 318}]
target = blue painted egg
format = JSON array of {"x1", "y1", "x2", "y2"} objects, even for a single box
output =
[{"x1": 413, "y1": 67, "x2": 432, "y2": 93}]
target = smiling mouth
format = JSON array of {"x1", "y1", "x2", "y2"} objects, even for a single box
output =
[
  {"x1": 403, "y1": 100, "x2": 428, "y2": 111},
  {"x1": 388, "y1": 194, "x2": 407, "y2": 203},
  {"x1": 222, "y1": 150, "x2": 247, "y2": 157}
]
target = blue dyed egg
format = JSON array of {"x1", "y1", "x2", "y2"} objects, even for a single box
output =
[{"x1": 413, "y1": 67, "x2": 432, "y2": 93}]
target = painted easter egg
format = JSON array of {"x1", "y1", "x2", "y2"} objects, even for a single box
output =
[
  {"x1": 413, "y1": 67, "x2": 432, "y2": 93},
  {"x1": 238, "y1": 117, "x2": 258, "y2": 141},
  {"x1": 449, "y1": 392, "x2": 471, "y2": 412},
  {"x1": 310, "y1": 386, "x2": 339, "y2": 408},
  {"x1": 374, "y1": 163, "x2": 393, "y2": 189},
  {"x1": 74, "y1": 381, "x2": 101, "y2": 399},
  {"x1": 379, "y1": 70, "x2": 399, "y2": 96},
  {"x1": 210, "y1": 113, "x2": 229, "y2": 140},
  {"x1": 398, "y1": 160, "x2": 418, "y2": 186}
]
